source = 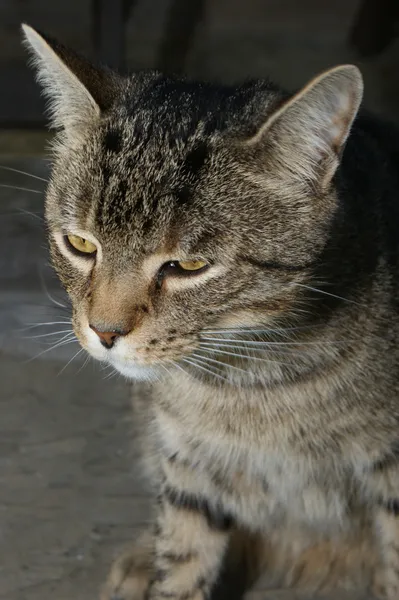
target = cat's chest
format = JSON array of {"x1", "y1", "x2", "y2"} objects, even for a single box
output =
[
  {"x1": 218, "y1": 450, "x2": 350, "y2": 531},
  {"x1": 157, "y1": 409, "x2": 351, "y2": 531}
]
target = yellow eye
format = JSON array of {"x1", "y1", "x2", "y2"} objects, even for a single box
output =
[
  {"x1": 66, "y1": 234, "x2": 97, "y2": 255},
  {"x1": 177, "y1": 259, "x2": 207, "y2": 271}
]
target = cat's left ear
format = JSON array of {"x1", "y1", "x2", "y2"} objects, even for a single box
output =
[
  {"x1": 22, "y1": 24, "x2": 121, "y2": 135},
  {"x1": 247, "y1": 65, "x2": 363, "y2": 192}
]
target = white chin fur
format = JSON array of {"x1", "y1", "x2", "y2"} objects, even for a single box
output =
[
  {"x1": 83, "y1": 328, "x2": 159, "y2": 381},
  {"x1": 111, "y1": 360, "x2": 159, "y2": 382}
]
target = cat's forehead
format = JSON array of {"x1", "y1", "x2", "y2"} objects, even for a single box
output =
[
  {"x1": 52, "y1": 75, "x2": 282, "y2": 253},
  {"x1": 92, "y1": 117, "x2": 211, "y2": 232},
  {"x1": 54, "y1": 116, "x2": 216, "y2": 259}
]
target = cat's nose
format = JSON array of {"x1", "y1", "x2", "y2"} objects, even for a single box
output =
[{"x1": 89, "y1": 325, "x2": 126, "y2": 349}]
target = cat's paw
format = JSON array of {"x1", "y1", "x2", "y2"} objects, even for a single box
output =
[
  {"x1": 372, "y1": 568, "x2": 399, "y2": 600},
  {"x1": 101, "y1": 532, "x2": 153, "y2": 600}
]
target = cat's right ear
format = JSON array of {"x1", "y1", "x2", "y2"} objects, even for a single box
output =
[
  {"x1": 22, "y1": 24, "x2": 121, "y2": 136},
  {"x1": 245, "y1": 65, "x2": 363, "y2": 193}
]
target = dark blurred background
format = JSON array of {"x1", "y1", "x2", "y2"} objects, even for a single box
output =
[
  {"x1": 0, "y1": 3, "x2": 398, "y2": 599},
  {"x1": 1, "y1": 0, "x2": 399, "y2": 131}
]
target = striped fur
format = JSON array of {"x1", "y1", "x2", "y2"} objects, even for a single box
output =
[{"x1": 23, "y1": 25, "x2": 399, "y2": 600}]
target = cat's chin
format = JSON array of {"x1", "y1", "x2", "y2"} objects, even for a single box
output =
[{"x1": 110, "y1": 360, "x2": 159, "y2": 382}]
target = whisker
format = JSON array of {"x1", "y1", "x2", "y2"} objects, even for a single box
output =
[
  {"x1": 0, "y1": 183, "x2": 42, "y2": 194},
  {"x1": 181, "y1": 357, "x2": 228, "y2": 382},
  {"x1": 22, "y1": 302, "x2": 72, "y2": 318},
  {"x1": 58, "y1": 348, "x2": 84, "y2": 376},
  {"x1": 76, "y1": 353, "x2": 91, "y2": 374},
  {"x1": 160, "y1": 363, "x2": 174, "y2": 378},
  {"x1": 24, "y1": 336, "x2": 77, "y2": 363},
  {"x1": 38, "y1": 269, "x2": 69, "y2": 309},
  {"x1": 198, "y1": 341, "x2": 307, "y2": 355},
  {"x1": 103, "y1": 365, "x2": 119, "y2": 380},
  {"x1": 191, "y1": 352, "x2": 248, "y2": 374},
  {"x1": 18, "y1": 208, "x2": 44, "y2": 222},
  {"x1": 166, "y1": 359, "x2": 188, "y2": 377},
  {"x1": 198, "y1": 345, "x2": 295, "y2": 367},
  {"x1": 200, "y1": 336, "x2": 291, "y2": 346},
  {"x1": 0, "y1": 165, "x2": 48, "y2": 183},
  {"x1": 41, "y1": 332, "x2": 76, "y2": 346},
  {"x1": 20, "y1": 321, "x2": 72, "y2": 331},
  {"x1": 42, "y1": 291, "x2": 68, "y2": 309},
  {"x1": 103, "y1": 372, "x2": 114, "y2": 380},
  {"x1": 200, "y1": 336, "x2": 350, "y2": 347},
  {"x1": 292, "y1": 282, "x2": 364, "y2": 308},
  {"x1": 26, "y1": 333, "x2": 75, "y2": 347},
  {"x1": 189, "y1": 354, "x2": 235, "y2": 380},
  {"x1": 203, "y1": 325, "x2": 317, "y2": 335},
  {"x1": 22, "y1": 329, "x2": 73, "y2": 340},
  {"x1": 0, "y1": 208, "x2": 44, "y2": 222}
]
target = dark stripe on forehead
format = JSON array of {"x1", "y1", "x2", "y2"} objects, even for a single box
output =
[
  {"x1": 107, "y1": 179, "x2": 130, "y2": 227},
  {"x1": 174, "y1": 185, "x2": 192, "y2": 205},
  {"x1": 102, "y1": 164, "x2": 112, "y2": 188},
  {"x1": 141, "y1": 214, "x2": 155, "y2": 234},
  {"x1": 104, "y1": 127, "x2": 123, "y2": 153},
  {"x1": 117, "y1": 179, "x2": 128, "y2": 199},
  {"x1": 97, "y1": 169, "x2": 131, "y2": 228},
  {"x1": 182, "y1": 142, "x2": 208, "y2": 179},
  {"x1": 172, "y1": 143, "x2": 209, "y2": 205},
  {"x1": 98, "y1": 163, "x2": 112, "y2": 227}
]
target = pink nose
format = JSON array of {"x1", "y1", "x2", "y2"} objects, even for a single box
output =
[{"x1": 89, "y1": 325, "x2": 124, "y2": 349}]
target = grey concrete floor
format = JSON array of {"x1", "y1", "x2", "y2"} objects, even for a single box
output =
[{"x1": 0, "y1": 156, "x2": 372, "y2": 600}]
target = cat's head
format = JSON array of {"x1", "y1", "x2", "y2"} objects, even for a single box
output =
[{"x1": 22, "y1": 24, "x2": 363, "y2": 382}]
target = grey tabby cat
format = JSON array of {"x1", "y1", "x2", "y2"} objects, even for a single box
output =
[{"x1": 23, "y1": 22, "x2": 399, "y2": 600}]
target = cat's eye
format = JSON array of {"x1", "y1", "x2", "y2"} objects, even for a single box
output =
[
  {"x1": 158, "y1": 259, "x2": 209, "y2": 284},
  {"x1": 176, "y1": 260, "x2": 207, "y2": 271},
  {"x1": 65, "y1": 234, "x2": 97, "y2": 255}
]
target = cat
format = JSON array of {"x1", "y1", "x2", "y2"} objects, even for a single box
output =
[{"x1": 22, "y1": 22, "x2": 399, "y2": 600}]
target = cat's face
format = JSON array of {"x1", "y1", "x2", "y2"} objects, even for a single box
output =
[
  {"x1": 23, "y1": 25, "x2": 363, "y2": 381},
  {"x1": 45, "y1": 114, "x2": 322, "y2": 380}
]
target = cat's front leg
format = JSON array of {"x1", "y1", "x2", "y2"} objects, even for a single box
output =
[
  {"x1": 363, "y1": 461, "x2": 399, "y2": 599},
  {"x1": 102, "y1": 455, "x2": 233, "y2": 600},
  {"x1": 148, "y1": 483, "x2": 232, "y2": 600},
  {"x1": 102, "y1": 476, "x2": 232, "y2": 600},
  {"x1": 372, "y1": 505, "x2": 399, "y2": 600},
  {"x1": 101, "y1": 529, "x2": 154, "y2": 600}
]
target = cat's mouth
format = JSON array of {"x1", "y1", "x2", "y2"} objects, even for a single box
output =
[{"x1": 79, "y1": 323, "x2": 174, "y2": 381}]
